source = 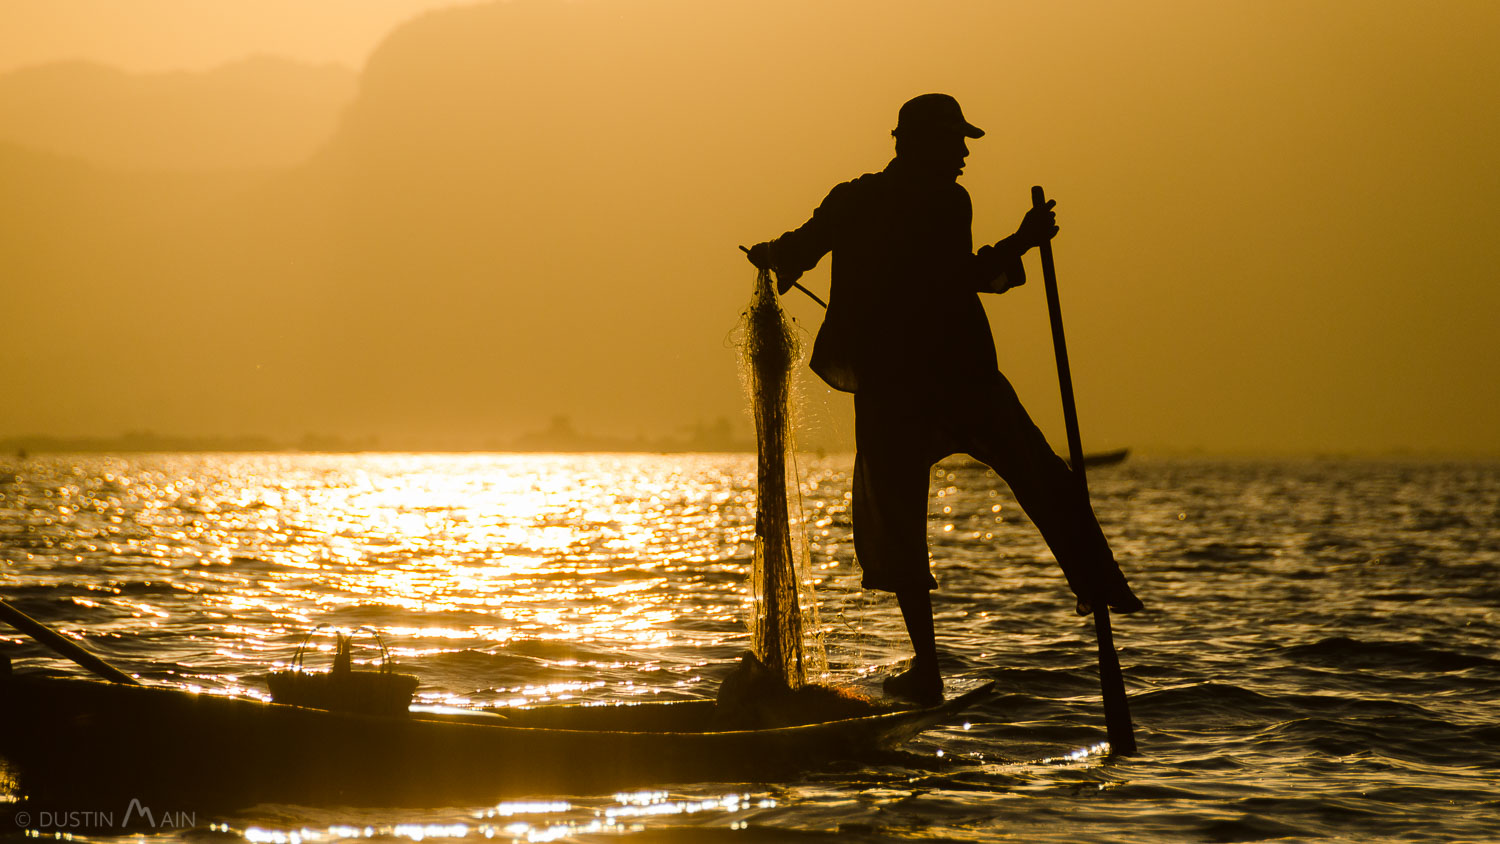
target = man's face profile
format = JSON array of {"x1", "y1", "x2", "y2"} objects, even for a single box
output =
[{"x1": 901, "y1": 129, "x2": 971, "y2": 180}]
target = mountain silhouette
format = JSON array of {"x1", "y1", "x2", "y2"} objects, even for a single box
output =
[
  {"x1": 0, "y1": 56, "x2": 355, "y2": 171},
  {"x1": 3, "y1": 0, "x2": 876, "y2": 446}
]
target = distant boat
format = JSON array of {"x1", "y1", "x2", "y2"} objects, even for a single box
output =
[
  {"x1": 1071, "y1": 448, "x2": 1130, "y2": 469},
  {"x1": 946, "y1": 448, "x2": 1130, "y2": 472}
]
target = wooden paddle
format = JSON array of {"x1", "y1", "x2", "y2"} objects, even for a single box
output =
[
  {"x1": 1032, "y1": 185, "x2": 1137, "y2": 755},
  {"x1": 0, "y1": 599, "x2": 139, "y2": 685}
]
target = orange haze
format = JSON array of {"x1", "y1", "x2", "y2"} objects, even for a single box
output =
[{"x1": 1, "y1": 0, "x2": 1496, "y2": 455}]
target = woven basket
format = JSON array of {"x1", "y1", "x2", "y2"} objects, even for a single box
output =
[{"x1": 268, "y1": 626, "x2": 418, "y2": 717}]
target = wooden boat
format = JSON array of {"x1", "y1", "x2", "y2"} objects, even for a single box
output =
[{"x1": 0, "y1": 671, "x2": 995, "y2": 811}]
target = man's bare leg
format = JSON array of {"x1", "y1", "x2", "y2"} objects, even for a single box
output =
[{"x1": 884, "y1": 588, "x2": 943, "y2": 704}]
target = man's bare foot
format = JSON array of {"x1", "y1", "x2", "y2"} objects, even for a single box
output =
[
  {"x1": 882, "y1": 666, "x2": 943, "y2": 706},
  {"x1": 1076, "y1": 578, "x2": 1144, "y2": 616}
]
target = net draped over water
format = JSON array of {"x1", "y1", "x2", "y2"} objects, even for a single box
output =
[{"x1": 737, "y1": 267, "x2": 826, "y2": 689}]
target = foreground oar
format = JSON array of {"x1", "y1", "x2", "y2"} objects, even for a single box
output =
[
  {"x1": 0, "y1": 599, "x2": 139, "y2": 685},
  {"x1": 1032, "y1": 185, "x2": 1137, "y2": 755}
]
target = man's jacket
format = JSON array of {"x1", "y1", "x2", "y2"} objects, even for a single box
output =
[{"x1": 767, "y1": 158, "x2": 1027, "y2": 394}]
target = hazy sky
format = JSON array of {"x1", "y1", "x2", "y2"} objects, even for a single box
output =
[
  {"x1": 1, "y1": 0, "x2": 1496, "y2": 455},
  {"x1": 0, "y1": 0, "x2": 471, "y2": 72}
]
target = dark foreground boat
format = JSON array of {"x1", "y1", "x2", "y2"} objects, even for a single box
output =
[{"x1": 0, "y1": 672, "x2": 995, "y2": 811}]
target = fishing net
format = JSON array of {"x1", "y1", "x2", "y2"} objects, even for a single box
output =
[{"x1": 738, "y1": 267, "x2": 826, "y2": 689}]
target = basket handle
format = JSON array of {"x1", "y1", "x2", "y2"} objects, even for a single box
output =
[{"x1": 287, "y1": 624, "x2": 397, "y2": 673}]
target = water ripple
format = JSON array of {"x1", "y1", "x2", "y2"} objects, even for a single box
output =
[{"x1": 1, "y1": 455, "x2": 1497, "y2": 841}]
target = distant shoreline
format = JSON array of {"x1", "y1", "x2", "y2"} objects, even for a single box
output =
[
  {"x1": 1, "y1": 439, "x2": 1494, "y2": 462},
  {"x1": 0, "y1": 432, "x2": 760, "y2": 457},
  {"x1": 0, "y1": 417, "x2": 762, "y2": 457}
]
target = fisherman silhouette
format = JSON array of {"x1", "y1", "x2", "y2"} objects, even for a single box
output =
[{"x1": 746, "y1": 93, "x2": 1142, "y2": 704}]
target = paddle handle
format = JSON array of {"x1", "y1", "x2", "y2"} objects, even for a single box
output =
[
  {"x1": 1032, "y1": 186, "x2": 1087, "y2": 488},
  {"x1": 1032, "y1": 185, "x2": 1137, "y2": 755},
  {"x1": 0, "y1": 599, "x2": 139, "y2": 685}
]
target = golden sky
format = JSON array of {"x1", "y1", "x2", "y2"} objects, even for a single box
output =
[
  {"x1": 1, "y1": 0, "x2": 1496, "y2": 455},
  {"x1": 0, "y1": 0, "x2": 467, "y2": 72}
]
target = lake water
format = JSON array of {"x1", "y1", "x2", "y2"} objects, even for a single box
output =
[{"x1": 1, "y1": 453, "x2": 1497, "y2": 842}]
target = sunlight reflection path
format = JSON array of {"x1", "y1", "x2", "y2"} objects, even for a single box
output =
[{"x1": 239, "y1": 790, "x2": 778, "y2": 844}]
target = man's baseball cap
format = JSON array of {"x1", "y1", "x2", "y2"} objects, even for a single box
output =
[{"x1": 892, "y1": 93, "x2": 984, "y2": 139}]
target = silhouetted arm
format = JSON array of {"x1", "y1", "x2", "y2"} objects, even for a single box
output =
[
  {"x1": 974, "y1": 236, "x2": 1027, "y2": 293},
  {"x1": 764, "y1": 183, "x2": 845, "y2": 292},
  {"x1": 990, "y1": 196, "x2": 1059, "y2": 293},
  {"x1": 957, "y1": 188, "x2": 1025, "y2": 293}
]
